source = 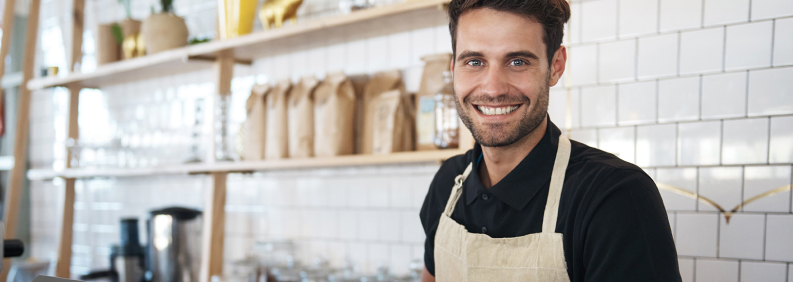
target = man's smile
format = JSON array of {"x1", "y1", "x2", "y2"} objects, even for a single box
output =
[{"x1": 474, "y1": 104, "x2": 521, "y2": 116}]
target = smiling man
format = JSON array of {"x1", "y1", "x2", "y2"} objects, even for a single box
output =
[{"x1": 419, "y1": 0, "x2": 682, "y2": 281}]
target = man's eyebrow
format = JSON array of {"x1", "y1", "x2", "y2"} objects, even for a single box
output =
[
  {"x1": 456, "y1": 51, "x2": 483, "y2": 61},
  {"x1": 506, "y1": 51, "x2": 540, "y2": 61}
]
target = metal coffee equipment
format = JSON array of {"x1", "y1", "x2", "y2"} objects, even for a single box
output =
[
  {"x1": 80, "y1": 218, "x2": 145, "y2": 282},
  {"x1": 145, "y1": 207, "x2": 202, "y2": 282}
]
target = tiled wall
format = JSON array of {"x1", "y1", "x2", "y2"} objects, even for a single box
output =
[
  {"x1": 549, "y1": 0, "x2": 793, "y2": 281},
  {"x1": 24, "y1": 0, "x2": 793, "y2": 280}
]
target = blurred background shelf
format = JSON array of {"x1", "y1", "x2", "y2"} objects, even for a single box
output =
[
  {"x1": 26, "y1": 148, "x2": 465, "y2": 180},
  {"x1": 25, "y1": 0, "x2": 450, "y2": 90}
]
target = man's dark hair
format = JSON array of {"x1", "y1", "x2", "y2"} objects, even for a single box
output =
[{"x1": 448, "y1": 0, "x2": 571, "y2": 66}]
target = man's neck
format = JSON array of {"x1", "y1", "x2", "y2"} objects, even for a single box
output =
[{"x1": 478, "y1": 118, "x2": 548, "y2": 189}]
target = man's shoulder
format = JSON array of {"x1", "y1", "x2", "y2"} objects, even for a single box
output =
[{"x1": 567, "y1": 139, "x2": 654, "y2": 189}]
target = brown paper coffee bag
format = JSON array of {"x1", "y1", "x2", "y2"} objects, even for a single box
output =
[
  {"x1": 288, "y1": 75, "x2": 320, "y2": 158},
  {"x1": 348, "y1": 74, "x2": 369, "y2": 154},
  {"x1": 242, "y1": 84, "x2": 270, "y2": 160},
  {"x1": 314, "y1": 71, "x2": 356, "y2": 157},
  {"x1": 372, "y1": 89, "x2": 409, "y2": 154},
  {"x1": 361, "y1": 70, "x2": 406, "y2": 154},
  {"x1": 264, "y1": 79, "x2": 291, "y2": 159},
  {"x1": 416, "y1": 53, "x2": 453, "y2": 150}
]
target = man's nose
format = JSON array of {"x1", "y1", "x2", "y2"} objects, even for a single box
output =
[{"x1": 480, "y1": 65, "x2": 510, "y2": 97}]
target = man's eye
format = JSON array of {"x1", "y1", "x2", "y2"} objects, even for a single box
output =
[
  {"x1": 467, "y1": 60, "x2": 483, "y2": 67},
  {"x1": 510, "y1": 59, "x2": 526, "y2": 66}
]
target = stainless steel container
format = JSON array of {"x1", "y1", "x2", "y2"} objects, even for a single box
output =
[{"x1": 146, "y1": 207, "x2": 202, "y2": 282}]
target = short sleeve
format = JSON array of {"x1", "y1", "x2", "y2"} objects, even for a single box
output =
[{"x1": 581, "y1": 169, "x2": 682, "y2": 281}]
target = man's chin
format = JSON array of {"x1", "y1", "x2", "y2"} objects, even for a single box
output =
[{"x1": 471, "y1": 129, "x2": 526, "y2": 148}]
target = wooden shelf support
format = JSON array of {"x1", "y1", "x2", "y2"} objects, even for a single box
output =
[
  {"x1": 54, "y1": 0, "x2": 86, "y2": 277},
  {"x1": 0, "y1": 0, "x2": 21, "y2": 279},
  {"x1": 199, "y1": 172, "x2": 227, "y2": 282}
]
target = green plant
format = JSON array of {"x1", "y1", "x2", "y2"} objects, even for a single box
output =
[
  {"x1": 118, "y1": 0, "x2": 132, "y2": 18},
  {"x1": 161, "y1": 0, "x2": 174, "y2": 13},
  {"x1": 111, "y1": 23, "x2": 124, "y2": 44}
]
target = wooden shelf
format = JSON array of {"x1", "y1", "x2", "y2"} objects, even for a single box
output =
[
  {"x1": 26, "y1": 0, "x2": 450, "y2": 90},
  {"x1": 26, "y1": 149, "x2": 465, "y2": 180}
]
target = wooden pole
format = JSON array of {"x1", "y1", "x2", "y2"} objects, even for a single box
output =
[
  {"x1": 0, "y1": 0, "x2": 19, "y2": 280},
  {"x1": 199, "y1": 50, "x2": 233, "y2": 282},
  {"x1": 54, "y1": 0, "x2": 85, "y2": 278},
  {"x1": 0, "y1": 0, "x2": 17, "y2": 80},
  {"x1": 2, "y1": 0, "x2": 40, "y2": 280},
  {"x1": 199, "y1": 172, "x2": 227, "y2": 282}
]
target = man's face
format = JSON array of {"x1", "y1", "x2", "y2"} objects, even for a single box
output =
[{"x1": 452, "y1": 8, "x2": 565, "y2": 147}]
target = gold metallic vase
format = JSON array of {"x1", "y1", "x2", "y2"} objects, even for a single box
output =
[{"x1": 218, "y1": 0, "x2": 258, "y2": 39}]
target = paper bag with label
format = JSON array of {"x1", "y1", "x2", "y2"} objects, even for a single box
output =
[
  {"x1": 264, "y1": 79, "x2": 291, "y2": 159},
  {"x1": 372, "y1": 89, "x2": 415, "y2": 154},
  {"x1": 288, "y1": 75, "x2": 320, "y2": 158},
  {"x1": 361, "y1": 70, "x2": 405, "y2": 154},
  {"x1": 314, "y1": 71, "x2": 356, "y2": 157},
  {"x1": 242, "y1": 84, "x2": 270, "y2": 160},
  {"x1": 416, "y1": 53, "x2": 453, "y2": 150}
]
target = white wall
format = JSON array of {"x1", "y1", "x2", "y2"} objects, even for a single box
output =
[{"x1": 25, "y1": 0, "x2": 793, "y2": 280}]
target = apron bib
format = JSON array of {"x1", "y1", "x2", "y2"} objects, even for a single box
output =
[{"x1": 434, "y1": 135, "x2": 572, "y2": 282}]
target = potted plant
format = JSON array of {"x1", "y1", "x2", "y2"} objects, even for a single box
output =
[{"x1": 141, "y1": 0, "x2": 189, "y2": 54}]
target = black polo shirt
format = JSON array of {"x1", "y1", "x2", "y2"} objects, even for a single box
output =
[{"x1": 419, "y1": 119, "x2": 681, "y2": 281}]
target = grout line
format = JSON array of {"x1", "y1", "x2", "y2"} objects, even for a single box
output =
[
  {"x1": 676, "y1": 31, "x2": 682, "y2": 77},
  {"x1": 748, "y1": 0, "x2": 753, "y2": 22},
  {"x1": 766, "y1": 116, "x2": 772, "y2": 165},
  {"x1": 722, "y1": 25, "x2": 728, "y2": 72},
  {"x1": 656, "y1": 0, "x2": 661, "y2": 34},
  {"x1": 770, "y1": 19, "x2": 776, "y2": 66},
  {"x1": 693, "y1": 257, "x2": 697, "y2": 282},
  {"x1": 737, "y1": 260, "x2": 742, "y2": 282},
  {"x1": 716, "y1": 207, "x2": 721, "y2": 258},
  {"x1": 596, "y1": 43, "x2": 601, "y2": 84},
  {"x1": 719, "y1": 119, "x2": 724, "y2": 165},
  {"x1": 745, "y1": 71, "x2": 750, "y2": 118},
  {"x1": 674, "y1": 121, "x2": 679, "y2": 166},
  {"x1": 700, "y1": 0, "x2": 706, "y2": 28},
  {"x1": 763, "y1": 213, "x2": 767, "y2": 261},
  {"x1": 615, "y1": 0, "x2": 621, "y2": 38},
  {"x1": 698, "y1": 75, "x2": 704, "y2": 121},
  {"x1": 695, "y1": 167, "x2": 701, "y2": 211},
  {"x1": 634, "y1": 38, "x2": 639, "y2": 82},
  {"x1": 655, "y1": 79, "x2": 661, "y2": 124}
]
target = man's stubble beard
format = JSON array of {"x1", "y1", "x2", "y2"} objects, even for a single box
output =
[{"x1": 455, "y1": 72, "x2": 550, "y2": 148}]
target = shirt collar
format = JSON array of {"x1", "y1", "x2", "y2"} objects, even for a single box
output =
[{"x1": 465, "y1": 117, "x2": 562, "y2": 211}]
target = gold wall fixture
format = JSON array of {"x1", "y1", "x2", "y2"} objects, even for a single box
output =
[
  {"x1": 259, "y1": 0, "x2": 304, "y2": 29},
  {"x1": 656, "y1": 182, "x2": 793, "y2": 224}
]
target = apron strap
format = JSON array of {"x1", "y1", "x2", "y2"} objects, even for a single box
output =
[
  {"x1": 443, "y1": 163, "x2": 473, "y2": 217},
  {"x1": 542, "y1": 134, "x2": 572, "y2": 233}
]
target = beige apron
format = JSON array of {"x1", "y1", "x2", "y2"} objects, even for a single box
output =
[{"x1": 434, "y1": 135, "x2": 572, "y2": 282}]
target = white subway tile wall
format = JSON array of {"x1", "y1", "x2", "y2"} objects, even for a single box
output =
[
  {"x1": 679, "y1": 27, "x2": 725, "y2": 75},
  {"x1": 618, "y1": 0, "x2": 658, "y2": 38},
  {"x1": 26, "y1": 0, "x2": 793, "y2": 277},
  {"x1": 695, "y1": 259, "x2": 739, "y2": 282}
]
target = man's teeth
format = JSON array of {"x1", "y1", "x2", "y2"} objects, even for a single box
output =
[{"x1": 477, "y1": 105, "x2": 519, "y2": 116}]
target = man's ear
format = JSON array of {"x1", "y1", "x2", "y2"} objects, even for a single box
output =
[
  {"x1": 548, "y1": 46, "x2": 567, "y2": 87},
  {"x1": 450, "y1": 56, "x2": 455, "y2": 73}
]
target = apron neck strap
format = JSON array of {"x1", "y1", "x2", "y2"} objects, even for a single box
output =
[
  {"x1": 443, "y1": 163, "x2": 473, "y2": 217},
  {"x1": 542, "y1": 134, "x2": 572, "y2": 233},
  {"x1": 441, "y1": 134, "x2": 572, "y2": 232}
]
